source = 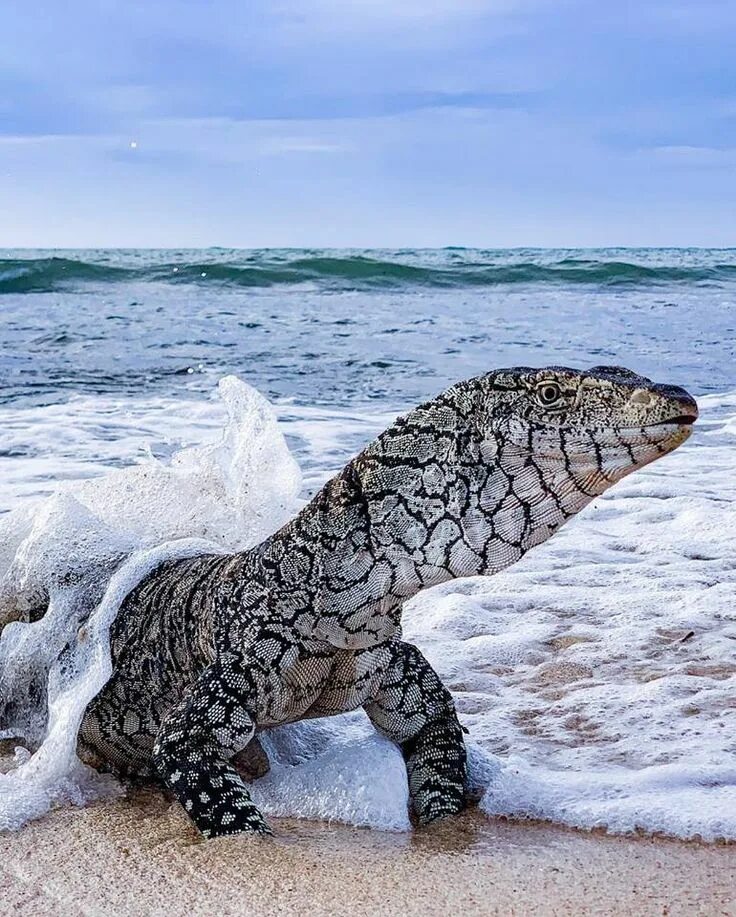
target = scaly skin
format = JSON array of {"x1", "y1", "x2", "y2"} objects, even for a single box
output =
[{"x1": 78, "y1": 365, "x2": 698, "y2": 837}]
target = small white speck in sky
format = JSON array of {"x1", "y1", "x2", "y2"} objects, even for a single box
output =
[{"x1": 129, "y1": 140, "x2": 138, "y2": 149}]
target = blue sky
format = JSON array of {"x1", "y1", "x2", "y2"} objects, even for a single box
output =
[{"x1": 2, "y1": 0, "x2": 735, "y2": 247}]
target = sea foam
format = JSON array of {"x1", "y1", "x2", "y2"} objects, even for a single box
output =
[
  {"x1": 0, "y1": 381, "x2": 734, "y2": 840},
  {"x1": 0, "y1": 377, "x2": 301, "y2": 830}
]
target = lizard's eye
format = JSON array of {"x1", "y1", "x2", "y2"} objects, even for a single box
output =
[{"x1": 536, "y1": 381, "x2": 563, "y2": 407}]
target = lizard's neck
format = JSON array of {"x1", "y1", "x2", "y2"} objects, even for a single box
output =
[
  {"x1": 250, "y1": 402, "x2": 473, "y2": 647},
  {"x1": 250, "y1": 399, "x2": 581, "y2": 649}
]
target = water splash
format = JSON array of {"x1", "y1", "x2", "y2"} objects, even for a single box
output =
[{"x1": 0, "y1": 377, "x2": 301, "y2": 830}]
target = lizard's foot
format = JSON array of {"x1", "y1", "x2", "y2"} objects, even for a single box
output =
[
  {"x1": 200, "y1": 799, "x2": 273, "y2": 839},
  {"x1": 401, "y1": 718, "x2": 467, "y2": 825},
  {"x1": 160, "y1": 753, "x2": 274, "y2": 839}
]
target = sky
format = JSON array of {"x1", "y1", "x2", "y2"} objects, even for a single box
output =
[{"x1": 2, "y1": 0, "x2": 735, "y2": 248}]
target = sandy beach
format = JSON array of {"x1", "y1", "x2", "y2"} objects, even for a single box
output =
[{"x1": 1, "y1": 782, "x2": 734, "y2": 917}]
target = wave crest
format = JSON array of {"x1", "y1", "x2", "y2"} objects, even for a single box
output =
[{"x1": 3, "y1": 252, "x2": 736, "y2": 294}]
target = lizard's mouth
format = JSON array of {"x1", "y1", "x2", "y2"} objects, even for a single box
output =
[
  {"x1": 553, "y1": 414, "x2": 698, "y2": 434},
  {"x1": 649, "y1": 414, "x2": 698, "y2": 426}
]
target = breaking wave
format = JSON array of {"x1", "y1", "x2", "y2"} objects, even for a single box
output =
[{"x1": 3, "y1": 251, "x2": 736, "y2": 294}]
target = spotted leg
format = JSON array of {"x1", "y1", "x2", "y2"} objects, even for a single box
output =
[
  {"x1": 151, "y1": 658, "x2": 271, "y2": 838},
  {"x1": 364, "y1": 640, "x2": 467, "y2": 824}
]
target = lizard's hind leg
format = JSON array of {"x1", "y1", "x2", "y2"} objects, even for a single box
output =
[
  {"x1": 151, "y1": 659, "x2": 271, "y2": 838},
  {"x1": 364, "y1": 640, "x2": 467, "y2": 825}
]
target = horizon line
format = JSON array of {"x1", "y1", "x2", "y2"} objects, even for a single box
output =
[{"x1": 3, "y1": 245, "x2": 736, "y2": 253}]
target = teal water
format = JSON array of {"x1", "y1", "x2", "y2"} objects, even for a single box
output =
[
  {"x1": 3, "y1": 248, "x2": 736, "y2": 294},
  {"x1": 1, "y1": 248, "x2": 735, "y2": 411}
]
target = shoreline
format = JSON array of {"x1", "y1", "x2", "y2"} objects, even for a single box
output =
[{"x1": 1, "y1": 785, "x2": 734, "y2": 917}]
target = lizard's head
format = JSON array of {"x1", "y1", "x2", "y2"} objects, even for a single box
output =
[{"x1": 476, "y1": 364, "x2": 697, "y2": 495}]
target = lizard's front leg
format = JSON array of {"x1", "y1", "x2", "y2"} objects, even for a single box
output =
[
  {"x1": 151, "y1": 658, "x2": 271, "y2": 838},
  {"x1": 364, "y1": 640, "x2": 467, "y2": 824}
]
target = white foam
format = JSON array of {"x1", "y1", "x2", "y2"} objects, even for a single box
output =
[
  {"x1": 0, "y1": 381, "x2": 734, "y2": 841},
  {"x1": 0, "y1": 390, "x2": 391, "y2": 514},
  {"x1": 253, "y1": 713, "x2": 412, "y2": 832},
  {"x1": 0, "y1": 377, "x2": 301, "y2": 830},
  {"x1": 481, "y1": 761, "x2": 736, "y2": 841}
]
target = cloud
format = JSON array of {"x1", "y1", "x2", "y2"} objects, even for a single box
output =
[
  {"x1": 260, "y1": 138, "x2": 351, "y2": 155},
  {"x1": 271, "y1": 0, "x2": 521, "y2": 36},
  {"x1": 0, "y1": 0, "x2": 547, "y2": 137},
  {"x1": 1, "y1": 1, "x2": 735, "y2": 245},
  {"x1": 642, "y1": 145, "x2": 736, "y2": 168},
  {"x1": 639, "y1": 0, "x2": 736, "y2": 34}
]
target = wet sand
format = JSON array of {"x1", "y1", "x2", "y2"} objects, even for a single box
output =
[{"x1": 1, "y1": 785, "x2": 734, "y2": 917}]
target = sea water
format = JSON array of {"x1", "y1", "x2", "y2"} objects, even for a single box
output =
[{"x1": 0, "y1": 248, "x2": 734, "y2": 839}]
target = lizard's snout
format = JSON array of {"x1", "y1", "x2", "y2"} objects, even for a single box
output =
[{"x1": 644, "y1": 383, "x2": 699, "y2": 427}]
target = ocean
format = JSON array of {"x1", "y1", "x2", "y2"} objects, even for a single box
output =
[{"x1": 0, "y1": 248, "x2": 735, "y2": 840}]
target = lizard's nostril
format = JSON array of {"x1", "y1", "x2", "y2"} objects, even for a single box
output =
[{"x1": 629, "y1": 389, "x2": 653, "y2": 406}]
